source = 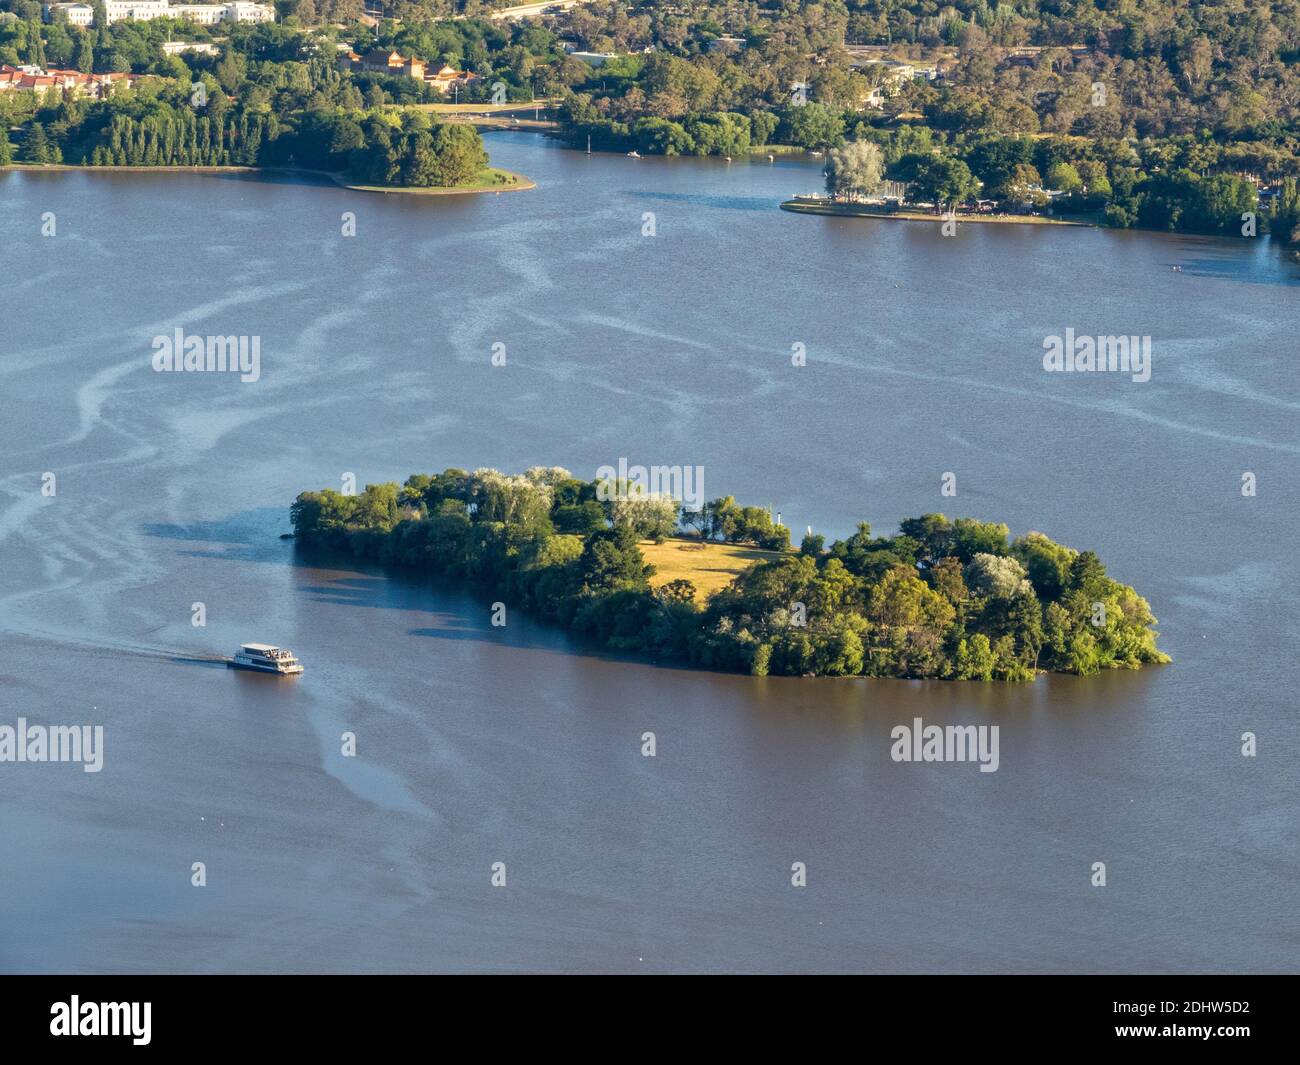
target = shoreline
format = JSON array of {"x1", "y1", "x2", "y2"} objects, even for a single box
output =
[
  {"x1": 0, "y1": 162, "x2": 536, "y2": 195},
  {"x1": 780, "y1": 198, "x2": 1296, "y2": 252},
  {"x1": 288, "y1": 527, "x2": 1169, "y2": 684},
  {"x1": 780, "y1": 198, "x2": 1091, "y2": 227}
]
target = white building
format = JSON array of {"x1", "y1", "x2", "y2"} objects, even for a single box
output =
[
  {"x1": 860, "y1": 59, "x2": 943, "y2": 86},
  {"x1": 45, "y1": 3, "x2": 93, "y2": 25},
  {"x1": 106, "y1": 0, "x2": 169, "y2": 21},
  {"x1": 212, "y1": 2, "x2": 273, "y2": 23},
  {"x1": 879, "y1": 61, "x2": 915, "y2": 83},
  {"x1": 44, "y1": 1, "x2": 273, "y2": 26},
  {"x1": 162, "y1": 40, "x2": 220, "y2": 55},
  {"x1": 169, "y1": 4, "x2": 225, "y2": 24}
]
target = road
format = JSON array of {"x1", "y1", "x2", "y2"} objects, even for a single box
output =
[
  {"x1": 489, "y1": 0, "x2": 584, "y2": 21},
  {"x1": 367, "y1": 0, "x2": 587, "y2": 22}
]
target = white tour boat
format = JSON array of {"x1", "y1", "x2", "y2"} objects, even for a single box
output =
[{"x1": 228, "y1": 643, "x2": 303, "y2": 675}]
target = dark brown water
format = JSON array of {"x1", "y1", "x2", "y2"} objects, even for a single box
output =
[{"x1": 1, "y1": 134, "x2": 1298, "y2": 972}]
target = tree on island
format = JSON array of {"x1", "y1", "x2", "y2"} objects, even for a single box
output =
[
  {"x1": 991, "y1": 163, "x2": 1048, "y2": 209},
  {"x1": 429, "y1": 123, "x2": 488, "y2": 186},
  {"x1": 611, "y1": 493, "x2": 679, "y2": 543},
  {"x1": 824, "y1": 140, "x2": 884, "y2": 202},
  {"x1": 907, "y1": 155, "x2": 980, "y2": 213}
]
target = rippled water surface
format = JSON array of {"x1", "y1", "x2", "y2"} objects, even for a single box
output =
[{"x1": 1, "y1": 134, "x2": 1298, "y2": 972}]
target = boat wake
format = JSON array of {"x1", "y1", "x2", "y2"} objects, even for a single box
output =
[{"x1": 0, "y1": 625, "x2": 227, "y2": 667}]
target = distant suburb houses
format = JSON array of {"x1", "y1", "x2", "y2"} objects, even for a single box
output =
[
  {"x1": 848, "y1": 57, "x2": 949, "y2": 111},
  {"x1": 42, "y1": 1, "x2": 274, "y2": 27},
  {"x1": 336, "y1": 48, "x2": 480, "y2": 96},
  {"x1": 0, "y1": 63, "x2": 150, "y2": 96}
]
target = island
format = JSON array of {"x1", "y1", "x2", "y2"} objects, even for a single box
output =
[{"x1": 290, "y1": 467, "x2": 1169, "y2": 682}]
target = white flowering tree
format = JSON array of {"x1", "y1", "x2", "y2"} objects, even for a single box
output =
[{"x1": 824, "y1": 140, "x2": 884, "y2": 202}]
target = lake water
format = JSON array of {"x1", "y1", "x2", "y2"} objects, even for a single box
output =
[{"x1": 1, "y1": 133, "x2": 1298, "y2": 973}]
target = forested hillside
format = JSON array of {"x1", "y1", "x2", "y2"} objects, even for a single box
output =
[{"x1": 3, "y1": 1, "x2": 1296, "y2": 227}]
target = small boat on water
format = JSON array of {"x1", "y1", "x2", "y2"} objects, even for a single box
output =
[
  {"x1": 626, "y1": 150, "x2": 641, "y2": 158},
  {"x1": 228, "y1": 643, "x2": 303, "y2": 675}
]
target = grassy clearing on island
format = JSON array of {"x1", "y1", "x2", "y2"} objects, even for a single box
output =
[{"x1": 640, "y1": 537, "x2": 785, "y2": 600}]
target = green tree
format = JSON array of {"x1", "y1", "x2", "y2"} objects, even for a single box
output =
[
  {"x1": 750, "y1": 110, "x2": 778, "y2": 147},
  {"x1": 910, "y1": 155, "x2": 980, "y2": 211},
  {"x1": 800, "y1": 533, "x2": 825, "y2": 556},
  {"x1": 994, "y1": 163, "x2": 1046, "y2": 207},
  {"x1": 953, "y1": 633, "x2": 996, "y2": 680},
  {"x1": 24, "y1": 19, "x2": 46, "y2": 68},
  {"x1": 633, "y1": 116, "x2": 693, "y2": 156},
  {"x1": 686, "y1": 112, "x2": 750, "y2": 157},
  {"x1": 429, "y1": 123, "x2": 487, "y2": 187},
  {"x1": 401, "y1": 130, "x2": 439, "y2": 186},
  {"x1": 22, "y1": 122, "x2": 51, "y2": 164},
  {"x1": 74, "y1": 30, "x2": 94, "y2": 73},
  {"x1": 579, "y1": 524, "x2": 652, "y2": 593},
  {"x1": 1046, "y1": 161, "x2": 1082, "y2": 194},
  {"x1": 215, "y1": 50, "x2": 248, "y2": 95},
  {"x1": 780, "y1": 103, "x2": 844, "y2": 150}
]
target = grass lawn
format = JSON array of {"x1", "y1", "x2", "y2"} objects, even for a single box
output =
[
  {"x1": 640, "y1": 537, "x2": 785, "y2": 600},
  {"x1": 465, "y1": 166, "x2": 528, "y2": 188}
]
